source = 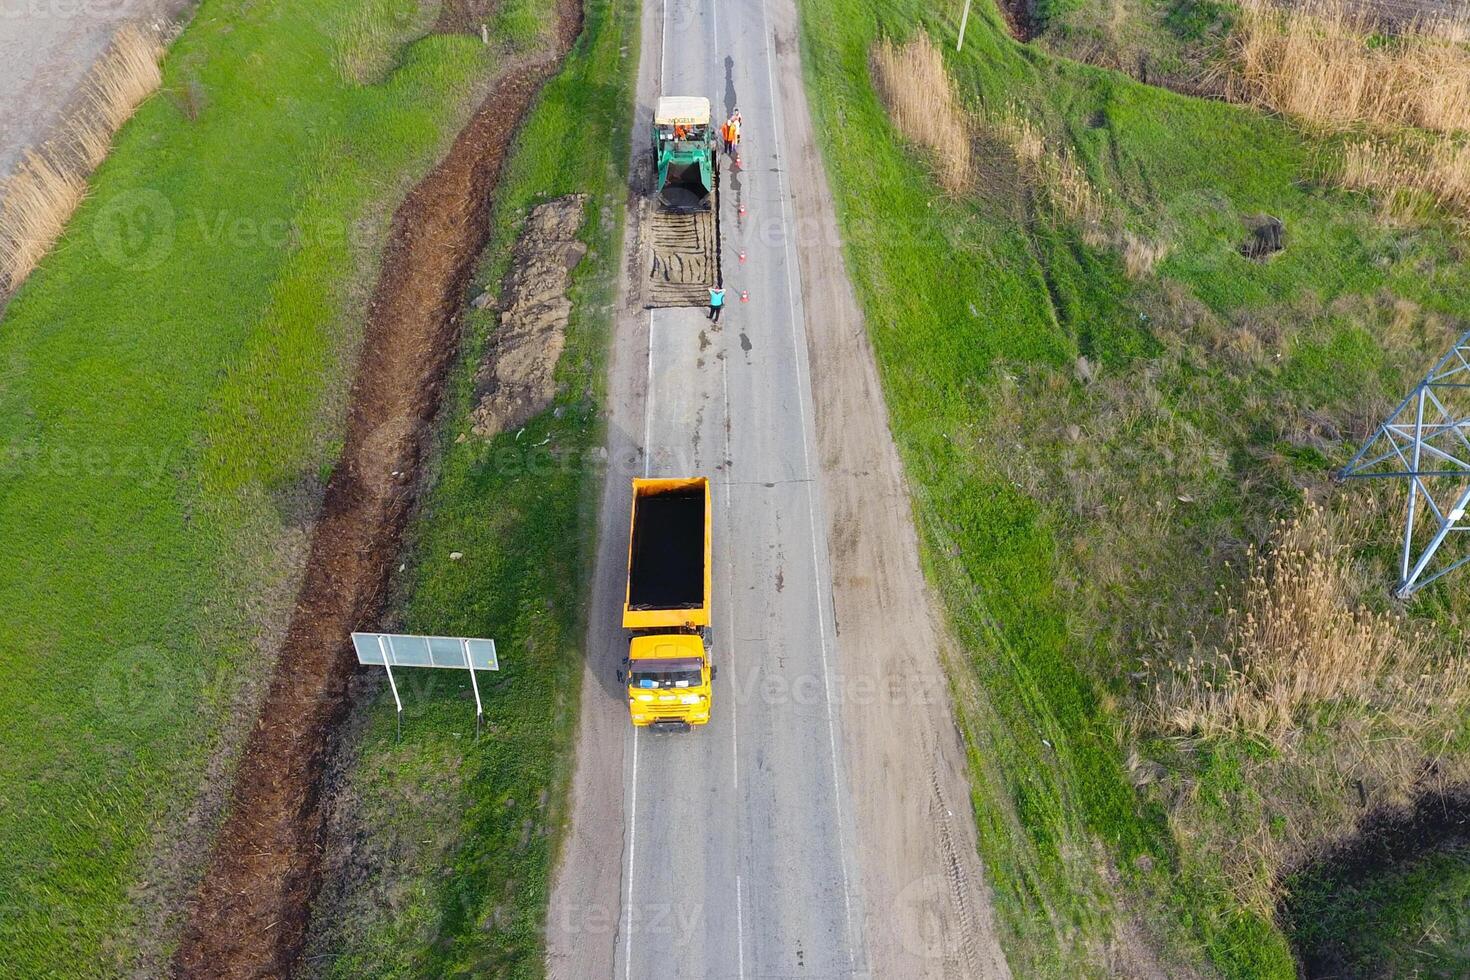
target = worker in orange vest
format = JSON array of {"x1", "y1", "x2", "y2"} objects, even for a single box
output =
[{"x1": 721, "y1": 113, "x2": 740, "y2": 159}]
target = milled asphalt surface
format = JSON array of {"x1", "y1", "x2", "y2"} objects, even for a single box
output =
[{"x1": 0, "y1": 0, "x2": 186, "y2": 180}]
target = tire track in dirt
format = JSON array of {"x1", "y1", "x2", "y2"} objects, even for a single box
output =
[{"x1": 171, "y1": 5, "x2": 582, "y2": 977}]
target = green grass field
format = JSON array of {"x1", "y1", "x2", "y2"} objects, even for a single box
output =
[
  {"x1": 0, "y1": 0, "x2": 522, "y2": 973},
  {"x1": 797, "y1": 0, "x2": 1470, "y2": 974},
  {"x1": 302, "y1": 1, "x2": 637, "y2": 975}
]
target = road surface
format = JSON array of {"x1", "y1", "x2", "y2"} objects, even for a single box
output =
[
  {"x1": 548, "y1": 1, "x2": 1010, "y2": 977},
  {"x1": 0, "y1": 0, "x2": 187, "y2": 181}
]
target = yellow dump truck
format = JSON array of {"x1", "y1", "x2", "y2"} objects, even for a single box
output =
[{"x1": 616, "y1": 477, "x2": 714, "y2": 731}]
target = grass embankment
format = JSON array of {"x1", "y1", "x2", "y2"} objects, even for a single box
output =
[
  {"x1": 799, "y1": 0, "x2": 1470, "y2": 975},
  {"x1": 0, "y1": 0, "x2": 519, "y2": 973},
  {"x1": 302, "y1": 1, "x2": 636, "y2": 975}
]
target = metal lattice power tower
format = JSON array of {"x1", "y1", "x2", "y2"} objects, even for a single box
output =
[{"x1": 1341, "y1": 328, "x2": 1470, "y2": 597}]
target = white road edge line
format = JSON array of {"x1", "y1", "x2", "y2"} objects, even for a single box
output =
[
  {"x1": 623, "y1": 727, "x2": 639, "y2": 980},
  {"x1": 660, "y1": 0, "x2": 668, "y2": 91},
  {"x1": 644, "y1": 312, "x2": 656, "y2": 478},
  {"x1": 722, "y1": 354, "x2": 737, "y2": 794},
  {"x1": 758, "y1": 0, "x2": 859, "y2": 968},
  {"x1": 722, "y1": 351, "x2": 744, "y2": 979},
  {"x1": 712, "y1": 6, "x2": 741, "y2": 971},
  {"x1": 736, "y1": 873, "x2": 747, "y2": 980}
]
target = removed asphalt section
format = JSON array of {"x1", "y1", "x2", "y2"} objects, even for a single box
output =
[
  {"x1": 171, "y1": 5, "x2": 583, "y2": 975},
  {"x1": 548, "y1": 0, "x2": 1009, "y2": 977}
]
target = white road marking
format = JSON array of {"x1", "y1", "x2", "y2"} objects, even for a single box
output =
[
  {"x1": 758, "y1": 0, "x2": 858, "y2": 966},
  {"x1": 660, "y1": 0, "x2": 668, "y2": 91},
  {"x1": 736, "y1": 873, "x2": 747, "y2": 980},
  {"x1": 644, "y1": 312, "x2": 656, "y2": 477},
  {"x1": 721, "y1": 349, "x2": 744, "y2": 974},
  {"x1": 721, "y1": 356, "x2": 737, "y2": 792},
  {"x1": 712, "y1": 7, "x2": 742, "y2": 971},
  {"x1": 623, "y1": 726, "x2": 639, "y2": 980}
]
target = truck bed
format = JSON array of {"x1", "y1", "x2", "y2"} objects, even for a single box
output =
[{"x1": 624, "y1": 478, "x2": 712, "y2": 629}]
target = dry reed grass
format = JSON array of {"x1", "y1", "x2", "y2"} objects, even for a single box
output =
[
  {"x1": 0, "y1": 150, "x2": 89, "y2": 284},
  {"x1": 1338, "y1": 136, "x2": 1470, "y2": 224},
  {"x1": 1122, "y1": 231, "x2": 1169, "y2": 278},
  {"x1": 1146, "y1": 503, "x2": 1470, "y2": 744},
  {"x1": 1227, "y1": 0, "x2": 1470, "y2": 134},
  {"x1": 873, "y1": 39, "x2": 1165, "y2": 269},
  {"x1": 1138, "y1": 500, "x2": 1470, "y2": 913},
  {"x1": 0, "y1": 23, "x2": 169, "y2": 288},
  {"x1": 988, "y1": 102, "x2": 1111, "y2": 240},
  {"x1": 872, "y1": 33, "x2": 973, "y2": 193}
]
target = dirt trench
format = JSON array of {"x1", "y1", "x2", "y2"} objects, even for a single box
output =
[
  {"x1": 1283, "y1": 785, "x2": 1470, "y2": 977},
  {"x1": 170, "y1": 5, "x2": 582, "y2": 977}
]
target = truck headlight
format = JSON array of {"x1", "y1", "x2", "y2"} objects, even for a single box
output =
[
  {"x1": 636, "y1": 693, "x2": 654, "y2": 702},
  {"x1": 680, "y1": 694, "x2": 703, "y2": 704}
]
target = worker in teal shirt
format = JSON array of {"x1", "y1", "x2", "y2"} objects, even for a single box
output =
[{"x1": 708, "y1": 285, "x2": 726, "y2": 322}]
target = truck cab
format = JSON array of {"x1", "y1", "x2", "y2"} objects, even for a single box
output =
[
  {"x1": 619, "y1": 477, "x2": 714, "y2": 731},
  {"x1": 619, "y1": 634, "x2": 713, "y2": 730}
]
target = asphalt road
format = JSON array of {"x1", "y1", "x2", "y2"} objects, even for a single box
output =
[
  {"x1": 549, "y1": 0, "x2": 1016, "y2": 975},
  {"x1": 630, "y1": 0, "x2": 865, "y2": 975},
  {"x1": 550, "y1": 0, "x2": 869, "y2": 976}
]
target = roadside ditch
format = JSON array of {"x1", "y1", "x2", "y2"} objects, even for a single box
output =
[{"x1": 170, "y1": 3, "x2": 583, "y2": 976}]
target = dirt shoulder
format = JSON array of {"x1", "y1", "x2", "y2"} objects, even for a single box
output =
[
  {"x1": 766, "y1": 0, "x2": 1012, "y2": 975},
  {"x1": 170, "y1": 6, "x2": 582, "y2": 976}
]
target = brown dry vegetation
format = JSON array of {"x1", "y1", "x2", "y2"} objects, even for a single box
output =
[
  {"x1": 1227, "y1": 0, "x2": 1470, "y2": 134},
  {"x1": 1137, "y1": 502, "x2": 1470, "y2": 914},
  {"x1": 1146, "y1": 504, "x2": 1470, "y2": 744},
  {"x1": 1338, "y1": 135, "x2": 1470, "y2": 225},
  {"x1": 873, "y1": 38, "x2": 1180, "y2": 266},
  {"x1": 0, "y1": 23, "x2": 168, "y2": 288},
  {"x1": 871, "y1": 33, "x2": 972, "y2": 193},
  {"x1": 967, "y1": 285, "x2": 1470, "y2": 918}
]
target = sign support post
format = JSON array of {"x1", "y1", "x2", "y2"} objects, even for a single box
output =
[
  {"x1": 377, "y1": 635, "x2": 403, "y2": 740},
  {"x1": 353, "y1": 631, "x2": 500, "y2": 735},
  {"x1": 463, "y1": 637, "x2": 483, "y2": 739}
]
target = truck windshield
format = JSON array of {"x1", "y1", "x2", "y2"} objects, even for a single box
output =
[{"x1": 629, "y1": 657, "x2": 703, "y2": 689}]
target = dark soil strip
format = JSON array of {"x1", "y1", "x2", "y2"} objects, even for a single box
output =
[
  {"x1": 171, "y1": 5, "x2": 582, "y2": 977},
  {"x1": 1282, "y1": 785, "x2": 1470, "y2": 977},
  {"x1": 996, "y1": 0, "x2": 1039, "y2": 43}
]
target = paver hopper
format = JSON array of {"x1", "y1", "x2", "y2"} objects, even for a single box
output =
[{"x1": 652, "y1": 96, "x2": 714, "y2": 213}]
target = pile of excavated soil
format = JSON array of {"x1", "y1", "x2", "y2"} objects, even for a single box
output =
[
  {"x1": 470, "y1": 193, "x2": 587, "y2": 438},
  {"x1": 170, "y1": 3, "x2": 583, "y2": 977}
]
